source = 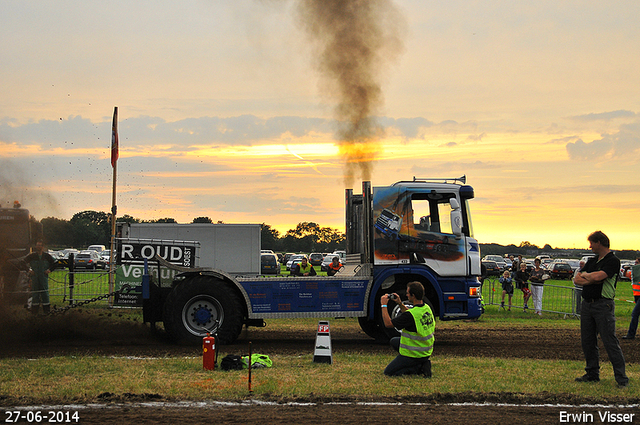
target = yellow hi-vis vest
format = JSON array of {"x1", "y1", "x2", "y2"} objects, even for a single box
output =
[
  {"x1": 298, "y1": 263, "x2": 312, "y2": 274},
  {"x1": 399, "y1": 304, "x2": 435, "y2": 358}
]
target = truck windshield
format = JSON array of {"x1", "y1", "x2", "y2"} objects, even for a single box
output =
[{"x1": 463, "y1": 199, "x2": 474, "y2": 238}]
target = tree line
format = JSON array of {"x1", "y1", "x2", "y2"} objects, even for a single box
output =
[{"x1": 40, "y1": 210, "x2": 346, "y2": 254}]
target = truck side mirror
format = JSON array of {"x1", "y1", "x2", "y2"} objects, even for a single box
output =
[{"x1": 450, "y1": 198, "x2": 462, "y2": 237}]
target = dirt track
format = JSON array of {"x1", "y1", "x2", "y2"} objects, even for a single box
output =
[{"x1": 1, "y1": 310, "x2": 639, "y2": 424}]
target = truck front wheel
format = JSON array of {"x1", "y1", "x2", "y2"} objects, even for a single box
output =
[
  {"x1": 357, "y1": 316, "x2": 386, "y2": 341},
  {"x1": 163, "y1": 276, "x2": 244, "y2": 345}
]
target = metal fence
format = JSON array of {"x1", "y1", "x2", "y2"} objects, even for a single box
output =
[
  {"x1": 480, "y1": 277, "x2": 582, "y2": 318},
  {"x1": 47, "y1": 269, "x2": 113, "y2": 306}
]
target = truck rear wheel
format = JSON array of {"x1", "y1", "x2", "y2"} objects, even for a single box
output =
[{"x1": 163, "y1": 276, "x2": 244, "y2": 345}]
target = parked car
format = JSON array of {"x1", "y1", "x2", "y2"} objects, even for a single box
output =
[
  {"x1": 525, "y1": 261, "x2": 535, "y2": 273},
  {"x1": 308, "y1": 253, "x2": 324, "y2": 266},
  {"x1": 565, "y1": 259, "x2": 581, "y2": 273},
  {"x1": 99, "y1": 250, "x2": 111, "y2": 268},
  {"x1": 55, "y1": 249, "x2": 79, "y2": 268},
  {"x1": 87, "y1": 244, "x2": 106, "y2": 252},
  {"x1": 620, "y1": 261, "x2": 634, "y2": 281},
  {"x1": 283, "y1": 253, "x2": 295, "y2": 265},
  {"x1": 74, "y1": 250, "x2": 104, "y2": 270},
  {"x1": 260, "y1": 253, "x2": 280, "y2": 275},
  {"x1": 549, "y1": 262, "x2": 573, "y2": 280},
  {"x1": 540, "y1": 258, "x2": 553, "y2": 270},
  {"x1": 321, "y1": 254, "x2": 341, "y2": 272},
  {"x1": 503, "y1": 258, "x2": 513, "y2": 270},
  {"x1": 580, "y1": 255, "x2": 595, "y2": 264},
  {"x1": 481, "y1": 260, "x2": 501, "y2": 277},
  {"x1": 332, "y1": 250, "x2": 346, "y2": 261},
  {"x1": 482, "y1": 255, "x2": 507, "y2": 271},
  {"x1": 286, "y1": 254, "x2": 307, "y2": 271}
]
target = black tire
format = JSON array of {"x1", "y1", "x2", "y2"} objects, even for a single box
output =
[
  {"x1": 163, "y1": 276, "x2": 244, "y2": 345},
  {"x1": 357, "y1": 316, "x2": 386, "y2": 340},
  {"x1": 379, "y1": 301, "x2": 404, "y2": 339},
  {"x1": 377, "y1": 291, "x2": 436, "y2": 340}
]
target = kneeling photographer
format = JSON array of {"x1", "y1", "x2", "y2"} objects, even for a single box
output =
[{"x1": 381, "y1": 281, "x2": 434, "y2": 377}]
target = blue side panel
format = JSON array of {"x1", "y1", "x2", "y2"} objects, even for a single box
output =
[
  {"x1": 368, "y1": 265, "x2": 482, "y2": 320},
  {"x1": 239, "y1": 277, "x2": 371, "y2": 316}
]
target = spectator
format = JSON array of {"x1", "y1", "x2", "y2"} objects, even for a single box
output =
[
  {"x1": 622, "y1": 258, "x2": 640, "y2": 340},
  {"x1": 529, "y1": 258, "x2": 547, "y2": 316},
  {"x1": 24, "y1": 240, "x2": 57, "y2": 315},
  {"x1": 514, "y1": 261, "x2": 531, "y2": 312},
  {"x1": 573, "y1": 260, "x2": 586, "y2": 315},
  {"x1": 326, "y1": 256, "x2": 343, "y2": 277},
  {"x1": 499, "y1": 270, "x2": 514, "y2": 311},
  {"x1": 381, "y1": 282, "x2": 434, "y2": 377},
  {"x1": 573, "y1": 231, "x2": 628, "y2": 387},
  {"x1": 292, "y1": 257, "x2": 316, "y2": 276},
  {"x1": 513, "y1": 254, "x2": 524, "y2": 272}
]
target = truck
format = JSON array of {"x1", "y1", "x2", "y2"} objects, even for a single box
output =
[
  {"x1": 0, "y1": 203, "x2": 40, "y2": 306},
  {"x1": 131, "y1": 177, "x2": 483, "y2": 344}
]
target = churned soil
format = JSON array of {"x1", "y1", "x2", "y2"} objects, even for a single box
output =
[{"x1": 1, "y1": 309, "x2": 638, "y2": 424}]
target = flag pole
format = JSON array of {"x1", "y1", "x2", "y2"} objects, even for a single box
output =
[{"x1": 109, "y1": 106, "x2": 119, "y2": 305}]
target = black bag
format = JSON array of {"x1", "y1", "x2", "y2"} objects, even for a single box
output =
[{"x1": 220, "y1": 354, "x2": 244, "y2": 371}]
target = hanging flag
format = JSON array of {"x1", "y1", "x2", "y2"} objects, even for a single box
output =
[{"x1": 111, "y1": 106, "x2": 119, "y2": 167}]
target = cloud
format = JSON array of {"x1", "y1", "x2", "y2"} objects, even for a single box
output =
[
  {"x1": 0, "y1": 116, "x2": 104, "y2": 148},
  {"x1": 566, "y1": 120, "x2": 640, "y2": 160},
  {"x1": 569, "y1": 110, "x2": 636, "y2": 122},
  {"x1": 1, "y1": 114, "x2": 461, "y2": 151},
  {"x1": 379, "y1": 117, "x2": 433, "y2": 139},
  {"x1": 546, "y1": 135, "x2": 581, "y2": 145}
]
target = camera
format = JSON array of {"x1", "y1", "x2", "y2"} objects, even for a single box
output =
[{"x1": 387, "y1": 293, "x2": 397, "y2": 300}]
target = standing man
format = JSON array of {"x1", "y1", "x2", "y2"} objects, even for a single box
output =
[
  {"x1": 381, "y1": 281, "x2": 434, "y2": 377},
  {"x1": 24, "y1": 239, "x2": 57, "y2": 315},
  {"x1": 573, "y1": 231, "x2": 628, "y2": 387},
  {"x1": 529, "y1": 258, "x2": 547, "y2": 316},
  {"x1": 622, "y1": 258, "x2": 640, "y2": 340}
]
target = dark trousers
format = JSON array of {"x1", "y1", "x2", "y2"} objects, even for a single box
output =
[
  {"x1": 626, "y1": 296, "x2": 640, "y2": 337},
  {"x1": 384, "y1": 337, "x2": 430, "y2": 376},
  {"x1": 580, "y1": 298, "x2": 628, "y2": 385}
]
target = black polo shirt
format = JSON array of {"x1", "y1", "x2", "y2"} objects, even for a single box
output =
[
  {"x1": 391, "y1": 304, "x2": 426, "y2": 332},
  {"x1": 581, "y1": 252, "x2": 620, "y2": 300}
]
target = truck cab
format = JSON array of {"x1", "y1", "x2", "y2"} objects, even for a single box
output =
[{"x1": 347, "y1": 177, "x2": 482, "y2": 338}]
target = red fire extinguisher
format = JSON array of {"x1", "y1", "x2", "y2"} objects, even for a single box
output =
[{"x1": 203, "y1": 333, "x2": 216, "y2": 370}]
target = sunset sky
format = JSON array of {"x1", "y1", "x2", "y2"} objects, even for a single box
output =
[{"x1": 1, "y1": 0, "x2": 640, "y2": 250}]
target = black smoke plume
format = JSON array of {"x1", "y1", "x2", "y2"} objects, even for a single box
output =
[{"x1": 296, "y1": 0, "x2": 405, "y2": 187}]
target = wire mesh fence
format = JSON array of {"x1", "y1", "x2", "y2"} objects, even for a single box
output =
[
  {"x1": 47, "y1": 269, "x2": 113, "y2": 306},
  {"x1": 480, "y1": 276, "x2": 582, "y2": 317}
]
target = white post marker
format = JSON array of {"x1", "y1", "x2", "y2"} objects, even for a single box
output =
[{"x1": 313, "y1": 320, "x2": 333, "y2": 364}]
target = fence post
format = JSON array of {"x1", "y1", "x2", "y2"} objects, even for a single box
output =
[
  {"x1": 68, "y1": 253, "x2": 75, "y2": 305},
  {"x1": 573, "y1": 285, "x2": 582, "y2": 317}
]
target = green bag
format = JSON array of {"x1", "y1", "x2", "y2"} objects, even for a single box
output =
[{"x1": 242, "y1": 354, "x2": 273, "y2": 368}]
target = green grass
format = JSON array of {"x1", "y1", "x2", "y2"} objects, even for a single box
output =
[
  {"x1": 5, "y1": 271, "x2": 634, "y2": 405},
  {"x1": 0, "y1": 352, "x2": 635, "y2": 405},
  {"x1": 1, "y1": 310, "x2": 639, "y2": 405}
]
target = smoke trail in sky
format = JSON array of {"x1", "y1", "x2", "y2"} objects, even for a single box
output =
[{"x1": 296, "y1": 0, "x2": 405, "y2": 188}]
